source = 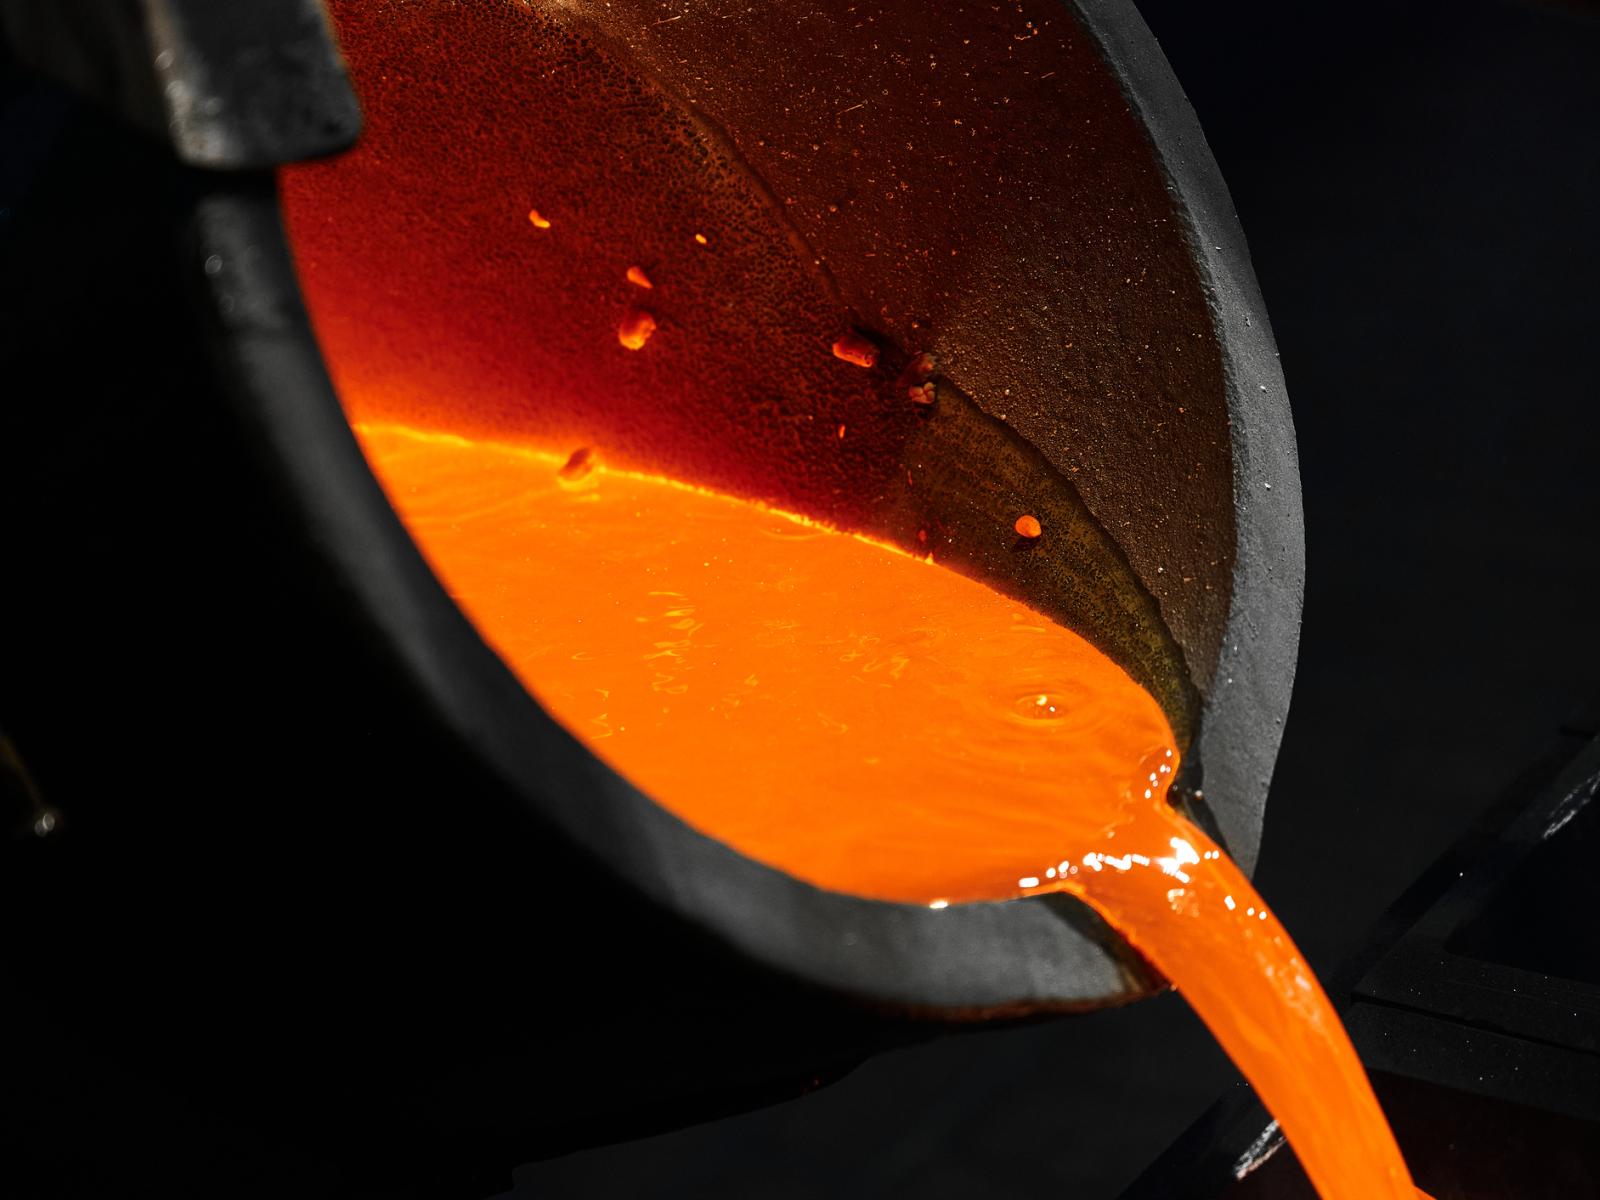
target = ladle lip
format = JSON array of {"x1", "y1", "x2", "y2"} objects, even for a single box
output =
[
  {"x1": 193, "y1": 0, "x2": 1298, "y2": 1016},
  {"x1": 1070, "y1": 0, "x2": 1304, "y2": 877}
]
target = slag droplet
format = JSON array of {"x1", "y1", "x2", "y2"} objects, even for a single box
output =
[
  {"x1": 618, "y1": 310, "x2": 657, "y2": 350},
  {"x1": 832, "y1": 330, "x2": 878, "y2": 369},
  {"x1": 1014, "y1": 514, "x2": 1042, "y2": 539},
  {"x1": 558, "y1": 446, "x2": 597, "y2": 483}
]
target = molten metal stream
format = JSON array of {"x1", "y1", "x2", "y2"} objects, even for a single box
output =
[{"x1": 357, "y1": 423, "x2": 1423, "y2": 1199}]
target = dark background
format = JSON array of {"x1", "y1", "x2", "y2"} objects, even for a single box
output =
[{"x1": 507, "y1": 1, "x2": 1600, "y2": 1195}]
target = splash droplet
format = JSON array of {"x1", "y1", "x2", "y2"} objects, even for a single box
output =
[
  {"x1": 527, "y1": 208, "x2": 552, "y2": 229},
  {"x1": 626, "y1": 265, "x2": 654, "y2": 289},
  {"x1": 618, "y1": 310, "x2": 657, "y2": 350},
  {"x1": 558, "y1": 446, "x2": 597, "y2": 483},
  {"x1": 832, "y1": 331, "x2": 878, "y2": 368},
  {"x1": 1014, "y1": 514, "x2": 1042, "y2": 539}
]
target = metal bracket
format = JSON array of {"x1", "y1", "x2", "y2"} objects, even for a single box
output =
[{"x1": 0, "y1": 0, "x2": 360, "y2": 169}]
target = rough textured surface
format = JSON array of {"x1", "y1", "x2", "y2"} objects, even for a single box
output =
[
  {"x1": 573, "y1": 0, "x2": 1239, "y2": 694},
  {"x1": 280, "y1": 0, "x2": 1243, "y2": 747}
]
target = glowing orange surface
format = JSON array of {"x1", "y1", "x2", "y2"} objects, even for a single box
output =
[{"x1": 358, "y1": 423, "x2": 1423, "y2": 1200}]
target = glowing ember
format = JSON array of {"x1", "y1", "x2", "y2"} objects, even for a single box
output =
[
  {"x1": 617, "y1": 310, "x2": 657, "y2": 350},
  {"x1": 831, "y1": 331, "x2": 878, "y2": 368}
]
